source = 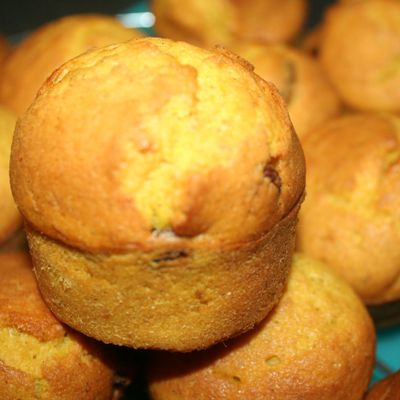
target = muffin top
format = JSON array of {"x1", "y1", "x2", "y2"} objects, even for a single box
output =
[
  {"x1": 232, "y1": 42, "x2": 341, "y2": 137},
  {"x1": 320, "y1": 0, "x2": 400, "y2": 111},
  {"x1": 298, "y1": 113, "x2": 400, "y2": 303},
  {"x1": 0, "y1": 252, "x2": 113, "y2": 399},
  {"x1": 0, "y1": 14, "x2": 143, "y2": 115},
  {"x1": 11, "y1": 37, "x2": 305, "y2": 252}
]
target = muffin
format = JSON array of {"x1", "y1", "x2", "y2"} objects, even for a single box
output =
[
  {"x1": 319, "y1": 0, "x2": 400, "y2": 112},
  {"x1": 0, "y1": 252, "x2": 115, "y2": 400},
  {"x1": 10, "y1": 37, "x2": 305, "y2": 351},
  {"x1": 0, "y1": 14, "x2": 143, "y2": 115},
  {"x1": 297, "y1": 113, "x2": 400, "y2": 304},
  {"x1": 299, "y1": 23, "x2": 324, "y2": 58},
  {"x1": 148, "y1": 253, "x2": 376, "y2": 400},
  {"x1": 232, "y1": 42, "x2": 341, "y2": 138},
  {"x1": 366, "y1": 371, "x2": 400, "y2": 399},
  {"x1": 152, "y1": 0, "x2": 308, "y2": 47},
  {"x1": 0, "y1": 106, "x2": 20, "y2": 245}
]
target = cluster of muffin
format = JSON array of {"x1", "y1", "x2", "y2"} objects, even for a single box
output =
[
  {"x1": 297, "y1": 0, "x2": 400, "y2": 308},
  {"x1": 0, "y1": 0, "x2": 399, "y2": 399},
  {"x1": 152, "y1": 0, "x2": 400, "y2": 307}
]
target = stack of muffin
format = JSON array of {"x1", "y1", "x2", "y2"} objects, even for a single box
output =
[
  {"x1": 298, "y1": 0, "x2": 400, "y2": 309},
  {"x1": 0, "y1": 0, "x2": 399, "y2": 399}
]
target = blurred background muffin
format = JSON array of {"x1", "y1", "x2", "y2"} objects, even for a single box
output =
[
  {"x1": 0, "y1": 106, "x2": 20, "y2": 246},
  {"x1": 152, "y1": 0, "x2": 309, "y2": 47},
  {"x1": 319, "y1": 0, "x2": 400, "y2": 112},
  {"x1": 297, "y1": 113, "x2": 400, "y2": 304},
  {"x1": 0, "y1": 14, "x2": 143, "y2": 115},
  {"x1": 0, "y1": 252, "x2": 118, "y2": 400},
  {"x1": 299, "y1": 23, "x2": 324, "y2": 57},
  {"x1": 365, "y1": 371, "x2": 400, "y2": 399},
  {"x1": 148, "y1": 253, "x2": 375, "y2": 400},
  {"x1": 232, "y1": 42, "x2": 341, "y2": 138}
]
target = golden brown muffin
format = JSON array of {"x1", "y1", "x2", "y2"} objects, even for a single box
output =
[
  {"x1": 232, "y1": 42, "x2": 341, "y2": 138},
  {"x1": 148, "y1": 253, "x2": 376, "y2": 400},
  {"x1": 0, "y1": 252, "x2": 115, "y2": 400},
  {"x1": 319, "y1": 0, "x2": 400, "y2": 112},
  {"x1": 0, "y1": 14, "x2": 143, "y2": 115},
  {"x1": 299, "y1": 23, "x2": 324, "y2": 57},
  {"x1": 366, "y1": 371, "x2": 400, "y2": 400},
  {"x1": 0, "y1": 106, "x2": 21, "y2": 245},
  {"x1": 10, "y1": 37, "x2": 305, "y2": 351},
  {"x1": 152, "y1": 0, "x2": 308, "y2": 47},
  {"x1": 297, "y1": 113, "x2": 400, "y2": 304}
]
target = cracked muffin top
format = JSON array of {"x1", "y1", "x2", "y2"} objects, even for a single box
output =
[{"x1": 10, "y1": 37, "x2": 305, "y2": 252}]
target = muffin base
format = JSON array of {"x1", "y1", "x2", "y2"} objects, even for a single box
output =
[{"x1": 27, "y1": 196, "x2": 302, "y2": 352}]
